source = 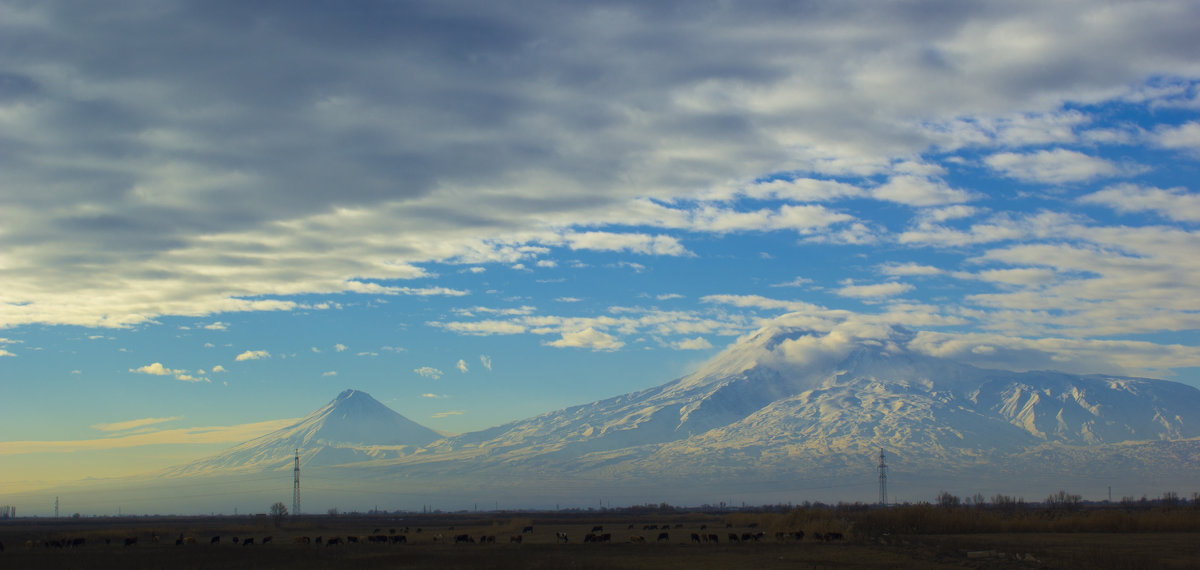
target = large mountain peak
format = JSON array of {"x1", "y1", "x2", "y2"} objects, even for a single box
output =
[{"x1": 164, "y1": 389, "x2": 443, "y2": 475}]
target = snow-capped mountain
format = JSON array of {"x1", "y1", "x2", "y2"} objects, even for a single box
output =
[
  {"x1": 361, "y1": 325, "x2": 1200, "y2": 490},
  {"x1": 161, "y1": 326, "x2": 1200, "y2": 504},
  {"x1": 165, "y1": 389, "x2": 441, "y2": 475}
]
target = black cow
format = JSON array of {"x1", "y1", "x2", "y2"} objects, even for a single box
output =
[
  {"x1": 242, "y1": 537, "x2": 255, "y2": 546},
  {"x1": 729, "y1": 533, "x2": 740, "y2": 543},
  {"x1": 210, "y1": 536, "x2": 220, "y2": 545},
  {"x1": 124, "y1": 537, "x2": 138, "y2": 547},
  {"x1": 657, "y1": 532, "x2": 669, "y2": 542},
  {"x1": 522, "y1": 525, "x2": 534, "y2": 534},
  {"x1": 591, "y1": 525, "x2": 603, "y2": 532},
  {"x1": 454, "y1": 534, "x2": 473, "y2": 544},
  {"x1": 390, "y1": 535, "x2": 407, "y2": 544},
  {"x1": 690, "y1": 533, "x2": 701, "y2": 544},
  {"x1": 708, "y1": 534, "x2": 719, "y2": 543},
  {"x1": 555, "y1": 532, "x2": 569, "y2": 543},
  {"x1": 326, "y1": 537, "x2": 342, "y2": 546}
]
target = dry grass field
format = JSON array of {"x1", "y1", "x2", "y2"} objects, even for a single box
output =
[{"x1": 2, "y1": 510, "x2": 1198, "y2": 569}]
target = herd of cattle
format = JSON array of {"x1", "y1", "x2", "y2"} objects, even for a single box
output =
[{"x1": 8, "y1": 522, "x2": 845, "y2": 552}]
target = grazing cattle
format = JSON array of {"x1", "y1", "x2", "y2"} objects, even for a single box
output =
[
  {"x1": 583, "y1": 533, "x2": 597, "y2": 543},
  {"x1": 643, "y1": 524, "x2": 657, "y2": 530},
  {"x1": 232, "y1": 537, "x2": 239, "y2": 544},
  {"x1": 124, "y1": 537, "x2": 138, "y2": 547},
  {"x1": 346, "y1": 536, "x2": 358, "y2": 543},
  {"x1": 690, "y1": 533, "x2": 701, "y2": 544},
  {"x1": 390, "y1": 535, "x2": 407, "y2": 544},
  {"x1": 71, "y1": 538, "x2": 86, "y2": 548},
  {"x1": 522, "y1": 525, "x2": 534, "y2": 534},
  {"x1": 242, "y1": 538, "x2": 255, "y2": 546},
  {"x1": 211, "y1": 536, "x2": 220, "y2": 545},
  {"x1": 315, "y1": 537, "x2": 323, "y2": 544},
  {"x1": 600, "y1": 533, "x2": 611, "y2": 543},
  {"x1": 627, "y1": 524, "x2": 635, "y2": 530},
  {"x1": 754, "y1": 532, "x2": 766, "y2": 541},
  {"x1": 454, "y1": 534, "x2": 473, "y2": 544},
  {"x1": 728, "y1": 533, "x2": 739, "y2": 543},
  {"x1": 657, "y1": 532, "x2": 669, "y2": 542},
  {"x1": 373, "y1": 528, "x2": 381, "y2": 534},
  {"x1": 708, "y1": 534, "x2": 719, "y2": 543},
  {"x1": 480, "y1": 535, "x2": 495, "y2": 544},
  {"x1": 555, "y1": 532, "x2": 569, "y2": 543},
  {"x1": 628, "y1": 535, "x2": 645, "y2": 543},
  {"x1": 741, "y1": 533, "x2": 753, "y2": 542},
  {"x1": 509, "y1": 535, "x2": 522, "y2": 544},
  {"x1": 262, "y1": 536, "x2": 272, "y2": 545},
  {"x1": 326, "y1": 538, "x2": 342, "y2": 546},
  {"x1": 591, "y1": 525, "x2": 603, "y2": 532},
  {"x1": 433, "y1": 534, "x2": 444, "y2": 543}
]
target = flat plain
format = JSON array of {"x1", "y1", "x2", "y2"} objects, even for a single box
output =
[{"x1": 2, "y1": 512, "x2": 1198, "y2": 569}]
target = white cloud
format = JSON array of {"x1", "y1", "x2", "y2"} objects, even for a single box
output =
[
  {"x1": 431, "y1": 410, "x2": 464, "y2": 419},
  {"x1": 203, "y1": 321, "x2": 228, "y2": 330},
  {"x1": 1153, "y1": 121, "x2": 1200, "y2": 153},
  {"x1": 836, "y1": 281, "x2": 915, "y2": 299},
  {"x1": 421, "y1": 393, "x2": 447, "y2": 399},
  {"x1": 1079, "y1": 184, "x2": 1200, "y2": 222},
  {"x1": 672, "y1": 337, "x2": 714, "y2": 350},
  {"x1": 173, "y1": 373, "x2": 209, "y2": 383},
  {"x1": 479, "y1": 354, "x2": 492, "y2": 370},
  {"x1": 322, "y1": 371, "x2": 338, "y2": 377},
  {"x1": 456, "y1": 359, "x2": 469, "y2": 373},
  {"x1": 870, "y1": 176, "x2": 974, "y2": 206},
  {"x1": 879, "y1": 263, "x2": 943, "y2": 277},
  {"x1": 984, "y1": 149, "x2": 1126, "y2": 184},
  {"x1": 234, "y1": 350, "x2": 270, "y2": 361},
  {"x1": 771, "y1": 276, "x2": 814, "y2": 288},
  {"x1": 545, "y1": 328, "x2": 624, "y2": 351},
  {"x1": 130, "y1": 362, "x2": 182, "y2": 376},
  {"x1": 91, "y1": 416, "x2": 183, "y2": 433},
  {"x1": 414, "y1": 366, "x2": 444, "y2": 380},
  {"x1": 334, "y1": 343, "x2": 347, "y2": 352},
  {"x1": 0, "y1": 349, "x2": 15, "y2": 358},
  {"x1": 210, "y1": 365, "x2": 226, "y2": 373},
  {"x1": 563, "y1": 232, "x2": 689, "y2": 256}
]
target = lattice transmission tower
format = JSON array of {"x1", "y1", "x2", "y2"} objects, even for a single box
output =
[
  {"x1": 293, "y1": 448, "x2": 301, "y2": 517},
  {"x1": 878, "y1": 449, "x2": 888, "y2": 506}
]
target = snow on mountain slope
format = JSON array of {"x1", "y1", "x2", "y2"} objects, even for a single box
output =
[
  {"x1": 164, "y1": 389, "x2": 441, "y2": 475},
  {"x1": 162, "y1": 324, "x2": 1200, "y2": 496},
  {"x1": 384, "y1": 325, "x2": 1200, "y2": 480}
]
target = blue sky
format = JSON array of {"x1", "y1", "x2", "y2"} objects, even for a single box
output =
[{"x1": 2, "y1": 1, "x2": 1200, "y2": 495}]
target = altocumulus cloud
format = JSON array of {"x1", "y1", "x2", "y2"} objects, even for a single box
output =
[
  {"x1": 414, "y1": 366, "x2": 444, "y2": 380},
  {"x1": 235, "y1": 350, "x2": 270, "y2": 361}
]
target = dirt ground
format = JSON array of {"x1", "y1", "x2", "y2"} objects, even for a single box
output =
[{"x1": 2, "y1": 513, "x2": 1197, "y2": 569}]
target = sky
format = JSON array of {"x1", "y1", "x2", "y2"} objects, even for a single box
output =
[{"x1": 2, "y1": 1, "x2": 1200, "y2": 499}]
